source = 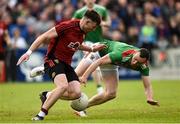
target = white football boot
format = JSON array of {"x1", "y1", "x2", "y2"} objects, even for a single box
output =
[
  {"x1": 30, "y1": 66, "x2": 45, "y2": 78},
  {"x1": 74, "y1": 111, "x2": 87, "y2": 117}
]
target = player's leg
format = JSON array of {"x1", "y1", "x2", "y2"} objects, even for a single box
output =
[
  {"x1": 39, "y1": 81, "x2": 80, "y2": 105},
  {"x1": 39, "y1": 83, "x2": 80, "y2": 107},
  {"x1": 61, "y1": 81, "x2": 81, "y2": 100},
  {"x1": 75, "y1": 65, "x2": 119, "y2": 117},
  {"x1": 32, "y1": 61, "x2": 76, "y2": 121},
  {"x1": 75, "y1": 57, "x2": 92, "y2": 77},
  {"x1": 32, "y1": 74, "x2": 68, "y2": 120},
  {"x1": 91, "y1": 67, "x2": 103, "y2": 94},
  {"x1": 87, "y1": 65, "x2": 119, "y2": 107},
  {"x1": 75, "y1": 57, "x2": 103, "y2": 94},
  {"x1": 76, "y1": 51, "x2": 103, "y2": 93},
  {"x1": 60, "y1": 66, "x2": 81, "y2": 100},
  {"x1": 38, "y1": 61, "x2": 82, "y2": 110}
]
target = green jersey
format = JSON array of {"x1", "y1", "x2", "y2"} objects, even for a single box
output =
[
  {"x1": 99, "y1": 39, "x2": 149, "y2": 76},
  {"x1": 73, "y1": 4, "x2": 109, "y2": 43}
]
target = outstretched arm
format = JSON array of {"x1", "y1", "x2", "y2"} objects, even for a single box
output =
[
  {"x1": 80, "y1": 54, "x2": 111, "y2": 84},
  {"x1": 78, "y1": 43, "x2": 106, "y2": 52},
  {"x1": 28, "y1": 27, "x2": 57, "y2": 52},
  {"x1": 16, "y1": 27, "x2": 58, "y2": 65},
  {"x1": 142, "y1": 76, "x2": 159, "y2": 106}
]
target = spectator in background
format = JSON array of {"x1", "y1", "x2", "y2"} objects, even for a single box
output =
[
  {"x1": 9, "y1": 16, "x2": 29, "y2": 41},
  {"x1": 110, "y1": 11, "x2": 120, "y2": 31},
  {"x1": 0, "y1": 10, "x2": 11, "y2": 82},
  {"x1": 117, "y1": 0, "x2": 128, "y2": 27},
  {"x1": 54, "y1": 3, "x2": 63, "y2": 22},
  {"x1": 34, "y1": 11, "x2": 54, "y2": 35},
  {"x1": 62, "y1": 4, "x2": 74, "y2": 20},
  {"x1": 111, "y1": 30, "x2": 122, "y2": 41},
  {"x1": 169, "y1": 15, "x2": 180, "y2": 47},
  {"x1": 26, "y1": 25, "x2": 36, "y2": 46},
  {"x1": 138, "y1": 14, "x2": 157, "y2": 65},
  {"x1": 127, "y1": 26, "x2": 139, "y2": 46},
  {"x1": 156, "y1": 16, "x2": 169, "y2": 40},
  {"x1": 6, "y1": 27, "x2": 27, "y2": 82},
  {"x1": 11, "y1": 27, "x2": 27, "y2": 49},
  {"x1": 117, "y1": 21, "x2": 127, "y2": 42},
  {"x1": 134, "y1": 11, "x2": 144, "y2": 30}
]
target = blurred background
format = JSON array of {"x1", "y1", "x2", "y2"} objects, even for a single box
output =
[{"x1": 0, "y1": 0, "x2": 179, "y2": 82}]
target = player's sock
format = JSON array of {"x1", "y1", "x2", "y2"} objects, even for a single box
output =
[
  {"x1": 38, "y1": 111, "x2": 46, "y2": 117},
  {"x1": 32, "y1": 108, "x2": 48, "y2": 121},
  {"x1": 97, "y1": 84, "x2": 104, "y2": 94},
  {"x1": 37, "y1": 108, "x2": 48, "y2": 118}
]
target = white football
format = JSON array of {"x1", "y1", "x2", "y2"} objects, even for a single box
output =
[{"x1": 70, "y1": 92, "x2": 88, "y2": 111}]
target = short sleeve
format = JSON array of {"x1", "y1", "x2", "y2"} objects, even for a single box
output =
[
  {"x1": 108, "y1": 51, "x2": 122, "y2": 64},
  {"x1": 73, "y1": 11, "x2": 81, "y2": 19},
  {"x1": 102, "y1": 8, "x2": 108, "y2": 20},
  {"x1": 55, "y1": 23, "x2": 67, "y2": 36}
]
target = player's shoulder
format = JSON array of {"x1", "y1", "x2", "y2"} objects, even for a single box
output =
[
  {"x1": 76, "y1": 6, "x2": 87, "y2": 13},
  {"x1": 56, "y1": 19, "x2": 80, "y2": 30},
  {"x1": 58, "y1": 19, "x2": 79, "y2": 25},
  {"x1": 94, "y1": 4, "x2": 107, "y2": 11}
]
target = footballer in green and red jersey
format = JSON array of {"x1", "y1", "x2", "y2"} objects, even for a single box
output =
[
  {"x1": 78, "y1": 39, "x2": 159, "y2": 113},
  {"x1": 98, "y1": 39, "x2": 150, "y2": 76}
]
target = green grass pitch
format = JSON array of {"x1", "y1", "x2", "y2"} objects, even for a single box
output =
[{"x1": 0, "y1": 80, "x2": 180, "y2": 123}]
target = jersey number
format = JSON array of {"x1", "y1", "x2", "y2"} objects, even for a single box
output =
[{"x1": 68, "y1": 42, "x2": 80, "y2": 49}]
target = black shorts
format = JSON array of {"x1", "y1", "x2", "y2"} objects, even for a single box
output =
[
  {"x1": 44, "y1": 59, "x2": 79, "y2": 82},
  {"x1": 0, "y1": 52, "x2": 5, "y2": 60}
]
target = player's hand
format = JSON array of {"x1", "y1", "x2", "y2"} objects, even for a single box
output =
[
  {"x1": 79, "y1": 76, "x2": 87, "y2": 87},
  {"x1": 92, "y1": 44, "x2": 107, "y2": 52},
  {"x1": 83, "y1": 51, "x2": 90, "y2": 58},
  {"x1": 147, "y1": 100, "x2": 160, "y2": 106},
  {"x1": 16, "y1": 53, "x2": 30, "y2": 66}
]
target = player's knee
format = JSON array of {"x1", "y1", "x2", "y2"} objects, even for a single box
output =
[
  {"x1": 72, "y1": 91, "x2": 81, "y2": 100},
  {"x1": 105, "y1": 92, "x2": 116, "y2": 100},
  {"x1": 56, "y1": 84, "x2": 68, "y2": 93}
]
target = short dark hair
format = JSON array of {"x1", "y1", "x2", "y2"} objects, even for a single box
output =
[
  {"x1": 84, "y1": 10, "x2": 101, "y2": 25},
  {"x1": 139, "y1": 48, "x2": 150, "y2": 60}
]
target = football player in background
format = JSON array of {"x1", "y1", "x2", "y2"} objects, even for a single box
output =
[{"x1": 73, "y1": 0, "x2": 111, "y2": 94}]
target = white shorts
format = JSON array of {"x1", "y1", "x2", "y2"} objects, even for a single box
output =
[{"x1": 83, "y1": 41, "x2": 118, "y2": 74}]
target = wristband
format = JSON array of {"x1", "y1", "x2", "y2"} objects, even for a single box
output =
[{"x1": 26, "y1": 50, "x2": 32, "y2": 55}]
